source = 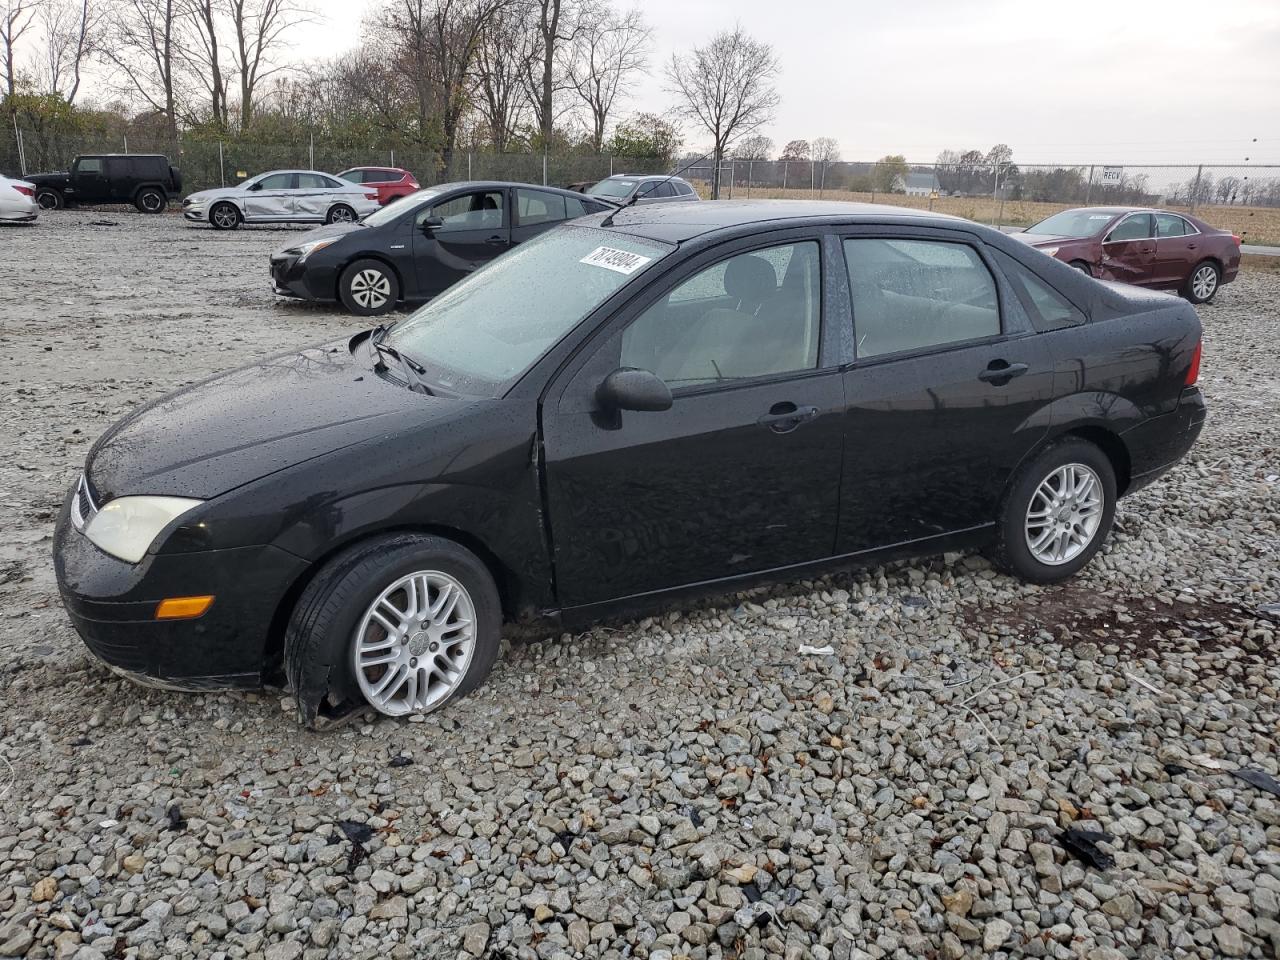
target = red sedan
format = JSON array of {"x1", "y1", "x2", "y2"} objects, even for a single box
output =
[
  {"x1": 1013, "y1": 207, "x2": 1240, "y2": 303},
  {"x1": 336, "y1": 167, "x2": 420, "y2": 206}
]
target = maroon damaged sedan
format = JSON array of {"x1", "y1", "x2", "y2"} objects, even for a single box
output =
[{"x1": 1013, "y1": 207, "x2": 1240, "y2": 303}]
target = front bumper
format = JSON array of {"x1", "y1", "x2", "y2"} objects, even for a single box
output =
[
  {"x1": 269, "y1": 254, "x2": 336, "y2": 302},
  {"x1": 53, "y1": 481, "x2": 310, "y2": 689},
  {"x1": 1121, "y1": 386, "x2": 1207, "y2": 494}
]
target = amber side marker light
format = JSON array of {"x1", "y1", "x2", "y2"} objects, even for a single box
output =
[{"x1": 155, "y1": 596, "x2": 215, "y2": 620}]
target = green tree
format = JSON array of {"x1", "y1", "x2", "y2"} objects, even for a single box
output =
[
  {"x1": 872, "y1": 154, "x2": 907, "y2": 193},
  {"x1": 606, "y1": 112, "x2": 681, "y2": 166}
]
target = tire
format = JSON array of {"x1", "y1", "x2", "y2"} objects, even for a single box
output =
[
  {"x1": 135, "y1": 187, "x2": 167, "y2": 213},
  {"x1": 284, "y1": 534, "x2": 502, "y2": 727},
  {"x1": 989, "y1": 438, "x2": 1117, "y2": 584},
  {"x1": 339, "y1": 258, "x2": 400, "y2": 315},
  {"x1": 1069, "y1": 260, "x2": 1092, "y2": 276},
  {"x1": 326, "y1": 203, "x2": 357, "y2": 224},
  {"x1": 36, "y1": 189, "x2": 62, "y2": 210},
  {"x1": 1183, "y1": 260, "x2": 1220, "y2": 304},
  {"x1": 209, "y1": 202, "x2": 241, "y2": 230}
]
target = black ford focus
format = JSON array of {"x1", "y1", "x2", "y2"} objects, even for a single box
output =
[
  {"x1": 269, "y1": 180, "x2": 613, "y2": 316},
  {"x1": 54, "y1": 201, "x2": 1206, "y2": 726}
]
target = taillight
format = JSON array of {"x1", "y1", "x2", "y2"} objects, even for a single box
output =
[
  {"x1": 1185, "y1": 339, "x2": 1201, "y2": 386},
  {"x1": 15, "y1": 185, "x2": 33, "y2": 197},
  {"x1": 365, "y1": 191, "x2": 378, "y2": 201},
  {"x1": 1232, "y1": 234, "x2": 1241, "y2": 246}
]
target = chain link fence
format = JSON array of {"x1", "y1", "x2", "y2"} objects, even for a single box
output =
[
  {"x1": 683, "y1": 160, "x2": 1280, "y2": 245},
  {"x1": 0, "y1": 128, "x2": 669, "y2": 194}
]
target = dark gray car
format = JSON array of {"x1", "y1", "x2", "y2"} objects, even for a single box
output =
[{"x1": 585, "y1": 175, "x2": 700, "y2": 205}]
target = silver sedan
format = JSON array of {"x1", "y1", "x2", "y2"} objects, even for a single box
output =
[{"x1": 183, "y1": 170, "x2": 380, "y2": 230}]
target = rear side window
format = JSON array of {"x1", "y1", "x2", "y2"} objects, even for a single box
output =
[
  {"x1": 1155, "y1": 213, "x2": 1188, "y2": 238},
  {"x1": 992, "y1": 250, "x2": 1085, "y2": 332},
  {"x1": 565, "y1": 195, "x2": 591, "y2": 218},
  {"x1": 517, "y1": 188, "x2": 567, "y2": 225},
  {"x1": 843, "y1": 238, "x2": 1000, "y2": 359}
]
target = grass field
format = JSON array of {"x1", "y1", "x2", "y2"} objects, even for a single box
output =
[{"x1": 694, "y1": 184, "x2": 1280, "y2": 246}]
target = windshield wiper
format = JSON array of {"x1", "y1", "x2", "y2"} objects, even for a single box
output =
[{"x1": 369, "y1": 324, "x2": 433, "y2": 395}]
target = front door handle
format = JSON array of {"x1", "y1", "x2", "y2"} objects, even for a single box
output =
[
  {"x1": 978, "y1": 360, "x2": 1029, "y2": 385},
  {"x1": 757, "y1": 402, "x2": 819, "y2": 433},
  {"x1": 484, "y1": 235, "x2": 506, "y2": 247}
]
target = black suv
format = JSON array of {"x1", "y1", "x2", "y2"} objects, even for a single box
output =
[{"x1": 27, "y1": 154, "x2": 183, "y2": 213}]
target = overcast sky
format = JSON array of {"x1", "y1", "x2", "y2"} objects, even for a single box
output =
[{"x1": 293, "y1": 0, "x2": 1278, "y2": 164}]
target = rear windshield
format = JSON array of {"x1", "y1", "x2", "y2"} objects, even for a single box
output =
[
  {"x1": 1025, "y1": 210, "x2": 1122, "y2": 239},
  {"x1": 586, "y1": 179, "x2": 637, "y2": 199}
]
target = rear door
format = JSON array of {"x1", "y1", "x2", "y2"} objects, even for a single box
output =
[
  {"x1": 1099, "y1": 212, "x2": 1155, "y2": 286},
  {"x1": 1151, "y1": 213, "x2": 1200, "y2": 288},
  {"x1": 511, "y1": 188, "x2": 596, "y2": 245},
  {"x1": 292, "y1": 172, "x2": 341, "y2": 221},
  {"x1": 244, "y1": 172, "x2": 296, "y2": 219},
  {"x1": 836, "y1": 231, "x2": 1054, "y2": 553},
  {"x1": 413, "y1": 188, "x2": 510, "y2": 296},
  {"x1": 541, "y1": 234, "x2": 846, "y2": 608}
]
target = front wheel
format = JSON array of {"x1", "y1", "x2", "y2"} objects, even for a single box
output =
[
  {"x1": 209, "y1": 202, "x2": 241, "y2": 230},
  {"x1": 1183, "y1": 260, "x2": 1220, "y2": 304},
  {"x1": 989, "y1": 438, "x2": 1117, "y2": 583},
  {"x1": 135, "y1": 187, "x2": 166, "y2": 213},
  {"x1": 326, "y1": 203, "x2": 357, "y2": 224},
  {"x1": 36, "y1": 189, "x2": 62, "y2": 210},
  {"x1": 284, "y1": 534, "x2": 502, "y2": 726},
  {"x1": 339, "y1": 259, "x2": 399, "y2": 315},
  {"x1": 1069, "y1": 260, "x2": 1092, "y2": 276}
]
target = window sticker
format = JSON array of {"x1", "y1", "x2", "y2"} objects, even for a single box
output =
[{"x1": 580, "y1": 246, "x2": 652, "y2": 275}]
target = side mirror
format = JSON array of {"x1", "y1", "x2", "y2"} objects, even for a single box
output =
[
  {"x1": 597, "y1": 367, "x2": 672, "y2": 412},
  {"x1": 247, "y1": 182, "x2": 262, "y2": 192},
  {"x1": 420, "y1": 215, "x2": 443, "y2": 233}
]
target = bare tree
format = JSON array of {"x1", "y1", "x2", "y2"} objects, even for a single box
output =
[
  {"x1": 567, "y1": 2, "x2": 647, "y2": 153},
  {"x1": 779, "y1": 138, "x2": 809, "y2": 161},
  {"x1": 100, "y1": 0, "x2": 182, "y2": 138},
  {"x1": 665, "y1": 27, "x2": 779, "y2": 199},
  {"x1": 39, "y1": 0, "x2": 100, "y2": 103},
  {"x1": 473, "y1": 2, "x2": 526, "y2": 151},
  {"x1": 179, "y1": 0, "x2": 228, "y2": 124},
  {"x1": 732, "y1": 133, "x2": 771, "y2": 160},
  {"x1": 2, "y1": 0, "x2": 42, "y2": 98},
  {"x1": 519, "y1": 0, "x2": 580, "y2": 147},
  {"x1": 425, "y1": 0, "x2": 511, "y2": 169},
  {"x1": 812, "y1": 136, "x2": 839, "y2": 164},
  {"x1": 224, "y1": 0, "x2": 308, "y2": 126}
]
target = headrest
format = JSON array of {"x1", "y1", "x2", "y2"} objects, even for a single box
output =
[{"x1": 724, "y1": 255, "x2": 777, "y2": 304}]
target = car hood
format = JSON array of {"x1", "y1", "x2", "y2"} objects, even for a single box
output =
[
  {"x1": 185, "y1": 186, "x2": 249, "y2": 203},
  {"x1": 273, "y1": 222, "x2": 365, "y2": 255},
  {"x1": 24, "y1": 171, "x2": 68, "y2": 185},
  {"x1": 1011, "y1": 233, "x2": 1091, "y2": 247},
  {"x1": 86, "y1": 337, "x2": 465, "y2": 501}
]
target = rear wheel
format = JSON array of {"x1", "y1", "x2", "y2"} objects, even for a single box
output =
[
  {"x1": 210, "y1": 202, "x2": 241, "y2": 230},
  {"x1": 1069, "y1": 260, "x2": 1092, "y2": 276},
  {"x1": 1183, "y1": 260, "x2": 1220, "y2": 304},
  {"x1": 284, "y1": 534, "x2": 502, "y2": 726},
  {"x1": 36, "y1": 189, "x2": 62, "y2": 210},
  {"x1": 339, "y1": 258, "x2": 399, "y2": 315},
  {"x1": 990, "y1": 438, "x2": 1117, "y2": 583},
  {"x1": 327, "y1": 203, "x2": 357, "y2": 224},
  {"x1": 135, "y1": 187, "x2": 166, "y2": 213}
]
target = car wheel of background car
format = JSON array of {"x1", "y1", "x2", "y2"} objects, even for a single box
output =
[
  {"x1": 1184, "y1": 260, "x2": 1220, "y2": 304},
  {"x1": 35, "y1": 189, "x2": 62, "y2": 210},
  {"x1": 209, "y1": 202, "x2": 241, "y2": 230},
  {"x1": 326, "y1": 203, "x2": 357, "y2": 224},
  {"x1": 1070, "y1": 260, "x2": 1092, "y2": 275},
  {"x1": 135, "y1": 187, "x2": 167, "y2": 214},
  {"x1": 339, "y1": 259, "x2": 399, "y2": 315},
  {"x1": 283, "y1": 533, "x2": 502, "y2": 725},
  {"x1": 989, "y1": 437, "x2": 1117, "y2": 584}
]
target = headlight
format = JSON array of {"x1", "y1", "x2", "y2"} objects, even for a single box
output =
[
  {"x1": 84, "y1": 496, "x2": 203, "y2": 563},
  {"x1": 1039, "y1": 246, "x2": 1060, "y2": 257},
  {"x1": 293, "y1": 238, "x2": 340, "y2": 262}
]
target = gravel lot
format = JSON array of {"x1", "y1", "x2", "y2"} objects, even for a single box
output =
[{"x1": 1, "y1": 210, "x2": 1278, "y2": 960}]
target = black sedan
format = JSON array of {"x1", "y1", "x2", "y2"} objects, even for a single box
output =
[
  {"x1": 270, "y1": 180, "x2": 614, "y2": 315},
  {"x1": 54, "y1": 201, "x2": 1206, "y2": 726}
]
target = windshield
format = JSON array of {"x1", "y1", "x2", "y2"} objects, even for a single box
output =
[
  {"x1": 362, "y1": 189, "x2": 439, "y2": 227},
  {"x1": 586, "y1": 179, "x2": 638, "y2": 198},
  {"x1": 1026, "y1": 209, "x2": 1122, "y2": 238},
  {"x1": 387, "y1": 225, "x2": 672, "y2": 395}
]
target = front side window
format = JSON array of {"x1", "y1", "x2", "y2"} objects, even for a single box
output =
[
  {"x1": 844, "y1": 238, "x2": 1000, "y2": 359},
  {"x1": 1155, "y1": 213, "x2": 1189, "y2": 238},
  {"x1": 992, "y1": 250, "x2": 1084, "y2": 332},
  {"x1": 432, "y1": 190, "x2": 505, "y2": 231},
  {"x1": 620, "y1": 241, "x2": 822, "y2": 388},
  {"x1": 517, "y1": 188, "x2": 567, "y2": 225},
  {"x1": 255, "y1": 173, "x2": 295, "y2": 190},
  {"x1": 76, "y1": 157, "x2": 103, "y2": 174},
  {"x1": 387, "y1": 226, "x2": 671, "y2": 395},
  {"x1": 1107, "y1": 213, "x2": 1153, "y2": 243}
]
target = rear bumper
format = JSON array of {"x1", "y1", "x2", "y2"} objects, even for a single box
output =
[
  {"x1": 53, "y1": 483, "x2": 310, "y2": 688},
  {"x1": 1121, "y1": 387, "x2": 1207, "y2": 494}
]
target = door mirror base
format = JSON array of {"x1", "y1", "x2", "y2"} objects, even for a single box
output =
[
  {"x1": 597, "y1": 367, "x2": 672, "y2": 413},
  {"x1": 420, "y1": 215, "x2": 444, "y2": 233}
]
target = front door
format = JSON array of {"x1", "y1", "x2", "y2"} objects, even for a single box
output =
[
  {"x1": 1099, "y1": 212, "x2": 1155, "y2": 286},
  {"x1": 414, "y1": 189, "x2": 510, "y2": 296},
  {"x1": 541, "y1": 237, "x2": 846, "y2": 608},
  {"x1": 71, "y1": 157, "x2": 110, "y2": 203},
  {"x1": 836, "y1": 234, "x2": 1054, "y2": 552},
  {"x1": 244, "y1": 172, "x2": 296, "y2": 220}
]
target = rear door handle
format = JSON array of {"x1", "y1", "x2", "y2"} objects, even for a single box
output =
[
  {"x1": 978, "y1": 361, "x2": 1029, "y2": 385},
  {"x1": 757, "y1": 402, "x2": 819, "y2": 433}
]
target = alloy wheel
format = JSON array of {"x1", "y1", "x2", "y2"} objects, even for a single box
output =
[
  {"x1": 352, "y1": 570, "x2": 477, "y2": 716},
  {"x1": 1191, "y1": 265, "x2": 1217, "y2": 301},
  {"x1": 1024, "y1": 463, "x2": 1104, "y2": 566},
  {"x1": 212, "y1": 205, "x2": 238, "y2": 229},
  {"x1": 330, "y1": 205, "x2": 356, "y2": 223},
  {"x1": 349, "y1": 269, "x2": 391, "y2": 309}
]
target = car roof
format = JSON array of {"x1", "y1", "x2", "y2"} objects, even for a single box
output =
[
  {"x1": 577, "y1": 199, "x2": 970, "y2": 244},
  {"x1": 80, "y1": 153, "x2": 167, "y2": 159},
  {"x1": 428, "y1": 180, "x2": 604, "y2": 199},
  {"x1": 604, "y1": 174, "x2": 689, "y2": 182},
  {"x1": 341, "y1": 166, "x2": 404, "y2": 172}
]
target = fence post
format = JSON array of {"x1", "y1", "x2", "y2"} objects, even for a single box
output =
[
  {"x1": 782, "y1": 161, "x2": 788, "y2": 192},
  {"x1": 810, "y1": 160, "x2": 815, "y2": 197},
  {"x1": 819, "y1": 161, "x2": 826, "y2": 199},
  {"x1": 609, "y1": 155, "x2": 613, "y2": 176},
  {"x1": 542, "y1": 150, "x2": 548, "y2": 186},
  {"x1": 390, "y1": 148, "x2": 395, "y2": 167},
  {"x1": 218, "y1": 141, "x2": 225, "y2": 187},
  {"x1": 309, "y1": 133, "x2": 315, "y2": 171},
  {"x1": 1190, "y1": 164, "x2": 1203, "y2": 213},
  {"x1": 468, "y1": 152, "x2": 472, "y2": 180},
  {"x1": 990, "y1": 163, "x2": 1001, "y2": 226},
  {"x1": 1084, "y1": 165, "x2": 1094, "y2": 205},
  {"x1": 746, "y1": 160, "x2": 752, "y2": 198}
]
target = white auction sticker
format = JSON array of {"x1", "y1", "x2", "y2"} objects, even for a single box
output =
[{"x1": 580, "y1": 246, "x2": 652, "y2": 275}]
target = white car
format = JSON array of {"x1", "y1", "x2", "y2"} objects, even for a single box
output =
[
  {"x1": 182, "y1": 170, "x2": 380, "y2": 230},
  {"x1": 0, "y1": 175, "x2": 38, "y2": 223}
]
